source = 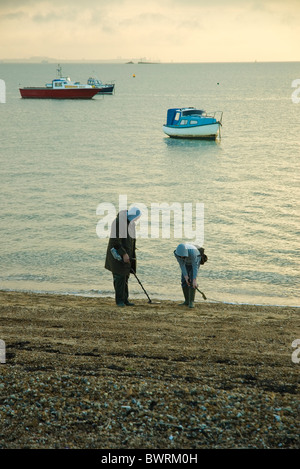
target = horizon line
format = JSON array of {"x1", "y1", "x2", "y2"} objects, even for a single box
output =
[{"x1": 1, "y1": 58, "x2": 300, "y2": 64}]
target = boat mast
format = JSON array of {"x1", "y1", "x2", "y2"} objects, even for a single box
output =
[{"x1": 56, "y1": 64, "x2": 63, "y2": 78}]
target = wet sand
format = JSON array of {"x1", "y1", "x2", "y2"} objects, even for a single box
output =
[{"x1": 0, "y1": 290, "x2": 299, "y2": 450}]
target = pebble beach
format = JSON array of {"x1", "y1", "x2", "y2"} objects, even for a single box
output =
[{"x1": 0, "y1": 290, "x2": 299, "y2": 450}]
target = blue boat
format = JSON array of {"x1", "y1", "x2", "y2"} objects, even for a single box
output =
[
  {"x1": 87, "y1": 77, "x2": 115, "y2": 94},
  {"x1": 163, "y1": 107, "x2": 223, "y2": 139}
]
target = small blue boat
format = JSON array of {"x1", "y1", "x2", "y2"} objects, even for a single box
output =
[
  {"x1": 87, "y1": 77, "x2": 115, "y2": 94},
  {"x1": 163, "y1": 107, "x2": 223, "y2": 139}
]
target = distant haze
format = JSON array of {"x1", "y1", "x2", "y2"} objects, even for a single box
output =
[{"x1": 0, "y1": 0, "x2": 299, "y2": 62}]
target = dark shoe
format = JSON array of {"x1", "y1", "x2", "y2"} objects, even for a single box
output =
[
  {"x1": 116, "y1": 302, "x2": 125, "y2": 307},
  {"x1": 125, "y1": 301, "x2": 135, "y2": 306}
]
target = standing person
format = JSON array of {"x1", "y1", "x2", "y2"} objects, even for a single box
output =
[
  {"x1": 105, "y1": 207, "x2": 141, "y2": 307},
  {"x1": 174, "y1": 243, "x2": 204, "y2": 308}
]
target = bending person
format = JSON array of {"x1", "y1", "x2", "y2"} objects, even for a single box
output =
[{"x1": 174, "y1": 243, "x2": 202, "y2": 308}]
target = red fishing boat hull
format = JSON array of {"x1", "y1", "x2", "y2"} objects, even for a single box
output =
[{"x1": 19, "y1": 87, "x2": 99, "y2": 99}]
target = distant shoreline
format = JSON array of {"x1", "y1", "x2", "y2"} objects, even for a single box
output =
[{"x1": 1, "y1": 59, "x2": 299, "y2": 64}]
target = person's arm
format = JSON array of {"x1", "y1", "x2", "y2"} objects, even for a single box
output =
[
  {"x1": 174, "y1": 251, "x2": 189, "y2": 282},
  {"x1": 190, "y1": 249, "x2": 200, "y2": 287},
  {"x1": 112, "y1": 215, "x2": 130, "y2": 262}
]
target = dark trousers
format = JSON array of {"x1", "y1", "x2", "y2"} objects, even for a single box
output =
[{"x1": 113, "y1": 274, "x2": 129, "y2": 305}]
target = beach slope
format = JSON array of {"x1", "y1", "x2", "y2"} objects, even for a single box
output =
[{"x1": 0, "y1": 291, "x2": 299, "y2": 449}]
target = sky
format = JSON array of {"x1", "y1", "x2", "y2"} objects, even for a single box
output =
[{"x1": 0, "y1": 0, "x2": 299, "y2": 62}]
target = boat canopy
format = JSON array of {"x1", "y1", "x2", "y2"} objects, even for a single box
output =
[
  {"x1": 166, "y1": 108, "x2": 180, "y2": 126},
  {"x1": 166, "y1": 108, "x2": 206, "y2": 125},
  {"x1": 88, "y1": 78, "x2": 103, "y2": 86},
  {"x1": 182, "y1": 109, "x2": 205, "y2": 116}
]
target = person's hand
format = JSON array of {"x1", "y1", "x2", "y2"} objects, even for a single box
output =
[
  {"x1": 192, "y1": 278, "x2": 198, "y2": 289},
  {"x1": 184, "y1": 275, "x2": 190, "y2": 286},
  {"x1": 123, "y1": 253, "x2": 130, "y2": 263}
]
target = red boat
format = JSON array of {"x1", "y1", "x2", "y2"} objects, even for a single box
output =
[{"x1": 19, "y1": 65, "x2": 99, "y2": 99}]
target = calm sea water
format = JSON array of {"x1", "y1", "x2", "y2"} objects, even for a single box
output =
[{"x1": 0, "y1": 62, "x2": 299, "y2": 306}]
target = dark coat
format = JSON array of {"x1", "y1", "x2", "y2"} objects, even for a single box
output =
[{"x1": 104, "y1": 211, "x2": 137, "y2": 276}]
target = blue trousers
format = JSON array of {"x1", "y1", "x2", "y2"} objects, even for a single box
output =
[{"x1": 181, "y1": 260, "x2": 200, "y2": 287}]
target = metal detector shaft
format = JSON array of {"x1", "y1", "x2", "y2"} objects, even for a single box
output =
[
  {"x1": 196, "y1": 286, "x2": 207, "y2": 300},
  {"x1": 188, "y1": 275, "x2": 207, "y2": 301},
  {"x1": 130, "y1": 269, "x2": 152, "y2": 303}
]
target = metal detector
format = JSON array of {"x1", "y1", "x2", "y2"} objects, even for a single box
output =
[
  {"x1": 130, "y1": 269, "x2": 161, "y2": 304},
  {"x1": 110, "y1": 249, "x2": 160, "y2": 304},
  {"x1": 187, "y1": 274, "x2": 207, "y2": 300},
  {"x1": 196, "y1": 286, "x2": 207, "y2": 300}
]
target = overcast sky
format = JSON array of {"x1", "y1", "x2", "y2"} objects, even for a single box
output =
[{"x1": 0, "y1": 0, "x2": 299, "y2": 62}]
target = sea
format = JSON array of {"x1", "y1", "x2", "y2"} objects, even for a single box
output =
[{"x1": 0, "y1": 62, "x2": 299, "y2": 307}]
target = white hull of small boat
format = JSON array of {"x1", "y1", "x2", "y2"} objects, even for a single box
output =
[{"x1": 162, "y1": 122, "x2": 221, "y2": 139}]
